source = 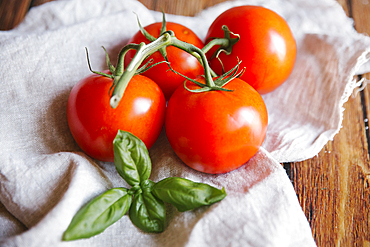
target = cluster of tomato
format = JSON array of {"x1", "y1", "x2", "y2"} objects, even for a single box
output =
[{"x1": 66, "y1": 6, "x2": 297, "y2": 174}]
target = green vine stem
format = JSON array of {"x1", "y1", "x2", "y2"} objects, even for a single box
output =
[
  {"x1": 110, "y1": 32, "x2": 172, "y2": 108},
  {"x1": 114, "y1": 43, "x2": 141, "y2": 77},
  {"x1": 110, "y1": 31, "x2": 215, "y2": 108},
  {"x1": 109, "y1": 24, "x2": 241, "y2": 108},
  {"x1": 171, "y1": 36, "x2": 215, "y2": 87},
  {"x1": 202, "y1": 25, "x2": 240, "y2": 59}
]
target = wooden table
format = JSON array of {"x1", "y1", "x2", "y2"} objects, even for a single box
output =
[{"x1": 1, "y1": 0, "x2": 369, "y2": 246}]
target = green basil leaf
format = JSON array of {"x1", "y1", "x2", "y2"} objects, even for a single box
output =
[
  {"x1": 63, "y1": 187, "x2": 132, "y2": 241},
  {"x1": 129, "y1": 186, "x2": 166, "y2": 233},
  {"x1": 152, "y1": 177, "x2": 226, "y2": 212},
  {"x1": 113, "y1": 130, "x2": 152, "y2": 187}
]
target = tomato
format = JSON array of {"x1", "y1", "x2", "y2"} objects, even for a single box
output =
[
  {"x1": 125, "y1": 22, "x2": 204, "y2": 100},
  {"x1": 67, "y1": 72, "x2": 166, "y2": 162},
  {"x1": 205, "y1": 5, "x2": 297, "y2": 94},
  {"x1": 165, "y1": 77, "x2": 268, "y2": 174}
]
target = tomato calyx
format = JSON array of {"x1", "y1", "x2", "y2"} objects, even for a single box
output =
[
  {"x1": 136, "y1": 12, "x2": 170, "y2": 65},
  {"x1": 171, "y1": 59, "x2": 245, "y2": 93},
  {"x1": 85, "y1": 47, "x2": 115, "y2": 79},
  {"x1": 85, "y1": 45, "x2": 168, "y2": 97},
  {"x1": 85, "y1": 46, "x2": 123, "y2": 96}
]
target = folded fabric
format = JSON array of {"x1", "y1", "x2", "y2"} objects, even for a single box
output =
[{"x1": 0, "y1": 0, "x2": 369, "y2": 246}]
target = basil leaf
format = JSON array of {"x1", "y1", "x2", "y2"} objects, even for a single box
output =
[
  {"x1": 113, "y1": 130, "x2": 151, "y2": 186},
  {"x1": 62, "y1": 187, "x2": 132, "y2": 241},
  {"x1": 129, "y1": 185, "x2": 166, "y2": 233},
  {"x1": 152, "y1": 177, "x2": 226, "y2": 212}
]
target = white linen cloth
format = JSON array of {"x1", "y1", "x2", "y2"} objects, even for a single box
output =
[{"x1": 1, "y1": 0, "x2": 369, "y2": 246}]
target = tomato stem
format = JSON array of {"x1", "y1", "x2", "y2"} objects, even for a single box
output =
[
  {"x1": 115, "y1": 44, "x2": 141, "y2": 77},
  {"x1": 110, "y1": 33, "x2": 172, "y2": 108},
  {"x1": 202, "y1": 38, "x2": 229, "y2": 54},
  {"x1": 110, "y1": 31, "x2": 219, "y2": 108},
  {"x1": 170, "y1": 38, "x2": 215, "y2": 88},
  {"x1": 203, "y1": 25, "x2": 240, "y2": 60},
  {"x1": 110, "y1": 25, "x2": 242, "y2": 107}
]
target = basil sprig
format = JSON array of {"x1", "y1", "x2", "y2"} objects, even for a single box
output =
[{"x1": 63, "y1": 130, "x2": 226, "y2": 241}]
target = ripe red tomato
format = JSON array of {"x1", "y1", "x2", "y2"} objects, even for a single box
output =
[
  {"x1": 67, "y1": 72, "x2": 166, "y2": 162},
  {"x1": 165, "y1": 77, "x2": 268, "y2": 174},
  {"x1": 125, "y1": 22, "x2": 204, "y2": 100},
  {"x1": 205, "y1": 5, "x2": 297, "y2": 94}
]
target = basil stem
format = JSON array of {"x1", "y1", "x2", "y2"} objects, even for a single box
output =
[
  {"x1": 62, "y1": 188, "x2": 132, "y2": 241},
  {"x1": 113, "y1": 130, "x2": 152, "y2": 186},
  {"x1": 152, "y1": 177, "x2": 227, "y2": 212},
  {"x1": 129, "y1": 180, "x2": 166, "y2": 233}
]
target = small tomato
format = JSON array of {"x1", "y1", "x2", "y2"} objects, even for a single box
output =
[
  {"x1": 165, "y1": 77, "x2": 268, "y2": 174},
  {"x1": 67, "y1": 72, "x2": 166, "y2": 162},
  {"x1": 205, "y1": 5, "x2": 297, "y2": 94}
]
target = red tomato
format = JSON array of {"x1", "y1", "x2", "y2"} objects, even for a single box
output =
[
  {"x1": 165, "y1": 77, "x2": 268, "y2": 174},
  {"x1": 67, "y1": 72, "x2": 166, "y2": 162},
  {"x1": 205, "y1": 6, "x2": 297, "y2": 94},
  {"x1": 125, "y1": 22, "x2": 204, "y2": 100}
]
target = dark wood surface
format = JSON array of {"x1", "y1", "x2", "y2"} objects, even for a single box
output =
[{"x1": 1, "y1": 0, "x2": 369, "y2": 246}]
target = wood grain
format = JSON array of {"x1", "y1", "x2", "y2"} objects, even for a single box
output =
[
  {"x1": 288, "y1": 96, "x2": 370, "y2": 246},
  {"x1": 1, "y1": 0, "x2": 370, "y2": 246},
  {"x1": 139, "y1": 0, "x2": 226, "y2": 16},
  {"x1": 285, "y1": 1, "x2": 370, "y2": 246},
  {"x1": 0, "y1": 0, "x2": 31, "y2": 30}
]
